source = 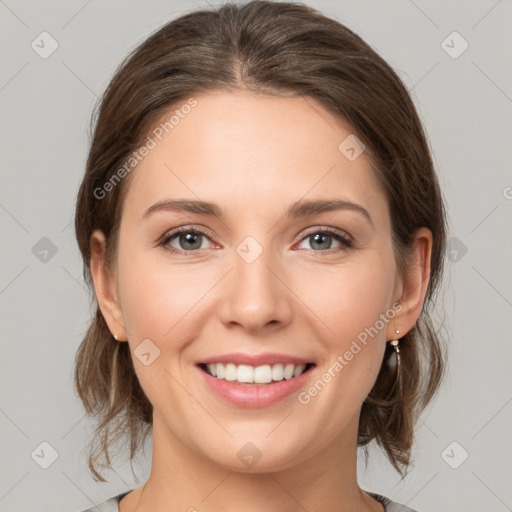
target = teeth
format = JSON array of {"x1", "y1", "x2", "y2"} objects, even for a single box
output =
[
  {"x1": 293, "y1": 365, "x2": 305, "y2": 378},
  {"x1": 254, "y1": 365, "x2": 272, "y2": 383},
  {"x1": 203, "y1": 362, "x2": 309, "y2": 383},
  {"x1": 271, "y1": 363, "x2": 284, "y2": 381},
  {"x1": 237, "y1": 364, "x2": 254, "y2": 383},
  {"x1": 283, "y1": 363, "x2": 295, "y2": 379},
  {"x1": 225, "y1": 363, "x2": 237, "y2": 381}
]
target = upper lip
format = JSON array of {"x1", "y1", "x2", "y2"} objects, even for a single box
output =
[{"x1": 197, "y1": 352, "x2": 315, "y2": 367}]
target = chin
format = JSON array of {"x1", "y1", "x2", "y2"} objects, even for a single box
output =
[{"x1": 201, "y1": 437, "x2": 306, "y2": 474}]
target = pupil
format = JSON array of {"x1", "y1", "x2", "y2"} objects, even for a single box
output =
[
  {"x1": 181, "y1": 232, "x2": 202, "y2": 250},
  {"x1": 311, "y1": 233, "x2": 331, "y2": 250}
]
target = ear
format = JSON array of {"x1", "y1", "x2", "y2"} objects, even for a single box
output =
[
  {"x1": 388, "y1": 227, "x2": 433, "y2": 340},
  {"x1": 90, "y1": 229, "x2": 128, "y2": 342}
]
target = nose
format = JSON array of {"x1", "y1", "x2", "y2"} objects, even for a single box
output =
[{"x1": 217, "y1": 247, "x2": 293, "y2": 333}]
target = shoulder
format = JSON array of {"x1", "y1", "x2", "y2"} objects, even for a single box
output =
[
  {"x1": 367, "y1": 491, "x2": 420, "y2": 512},
  {"x1": 80, "y1": 490, "x2": 418, "y2": 512},
  {"x1": 78, "y1": 491, "x2": 130, "y2": 512}
]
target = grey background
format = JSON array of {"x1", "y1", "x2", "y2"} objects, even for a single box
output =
[{"x1": 1, "y1": 0, "x2": 511, "y2": 511}]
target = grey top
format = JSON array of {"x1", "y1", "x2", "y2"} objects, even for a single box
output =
[{"x1": 79, "y1": 490, "x2": 418, "y2": 511}]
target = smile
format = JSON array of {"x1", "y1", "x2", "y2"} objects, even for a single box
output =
[{"x1": 199, "y1": 362, "x2": 315, "y2": 385}]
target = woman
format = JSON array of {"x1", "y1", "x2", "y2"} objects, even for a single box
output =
[{"x1": 74, "y1": 1, "x2": 447, "y2": 511}]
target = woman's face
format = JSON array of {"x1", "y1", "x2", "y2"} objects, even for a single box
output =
[{"x1": 95, "y1": 90, "x2": 418, "y2": 472}]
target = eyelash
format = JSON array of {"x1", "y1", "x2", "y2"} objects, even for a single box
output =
[{"x1": 158, "y1": 226, "x2": 353, "y2": 256}]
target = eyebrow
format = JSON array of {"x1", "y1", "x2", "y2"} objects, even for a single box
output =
[{"x1": 142, "y1": 198, "x2": 373, "y2": 226}]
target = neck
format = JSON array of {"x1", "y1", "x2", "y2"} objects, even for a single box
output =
[{"x1": 122, "y1": 410, "x2": 382, "y2": 512}]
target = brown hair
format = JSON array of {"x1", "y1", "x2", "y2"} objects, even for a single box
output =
[{"x1": 74, "y1": 0, "x2": 447, "y2": 482}]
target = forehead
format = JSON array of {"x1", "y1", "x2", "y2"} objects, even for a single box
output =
[{"x1": 122, "y1": 91, "x2": 387, "y2": 222}]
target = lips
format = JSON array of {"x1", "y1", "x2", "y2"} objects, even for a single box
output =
[
  {"x1": 197, "y1": 352, "x2": 314, "y2": 367},
  {"x1": 195, "y1": 352, "x2": 316, "y2": 408},
  {"x1": 196, "y1": 353, "x2": 315, "y2": 384}
]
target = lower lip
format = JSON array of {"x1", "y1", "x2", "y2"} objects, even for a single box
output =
[{"x1": 197, "y1": 365, "x2": 315, "y2": 409}]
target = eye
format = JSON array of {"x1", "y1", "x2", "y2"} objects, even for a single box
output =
[
  {"x1": 296, "y1": 228, "x2": 352, "y2": 253},
  {"x1": 158, "y1": 226, "x2": 353, "y2": 255},
  {"x1": 160, "y1": 227, "x2": 213, "y2": 253}
]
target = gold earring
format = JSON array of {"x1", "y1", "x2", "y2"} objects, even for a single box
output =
[
  {"x1": 390, "y1": 330, "x2": 400, "y2": 355},
  {"x1": 390, "y1": 330, "x2": 402, "y2": 399}
]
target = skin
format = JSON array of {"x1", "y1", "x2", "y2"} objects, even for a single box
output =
[{"x1": 90, "y1": 90, "x2": 432, "y2": 512}]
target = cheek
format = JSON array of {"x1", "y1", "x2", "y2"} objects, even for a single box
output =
[
  {"x1": 115, "y1": 245, "x2": 205, "y2": 410},
  {"x1": 296, "y1": 255, "x2": 395, "y2": 394},
  {"x1": 299, "y1": 258, "x2": 395, "y2": 342},
  {"x1": 116, "y1": 241, "x2": 212, "y2": 341}
]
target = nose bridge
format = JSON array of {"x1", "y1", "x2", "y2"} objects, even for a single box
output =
[{"x1": 219, "y1": 238, "x2": 291, "y2": 331}]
